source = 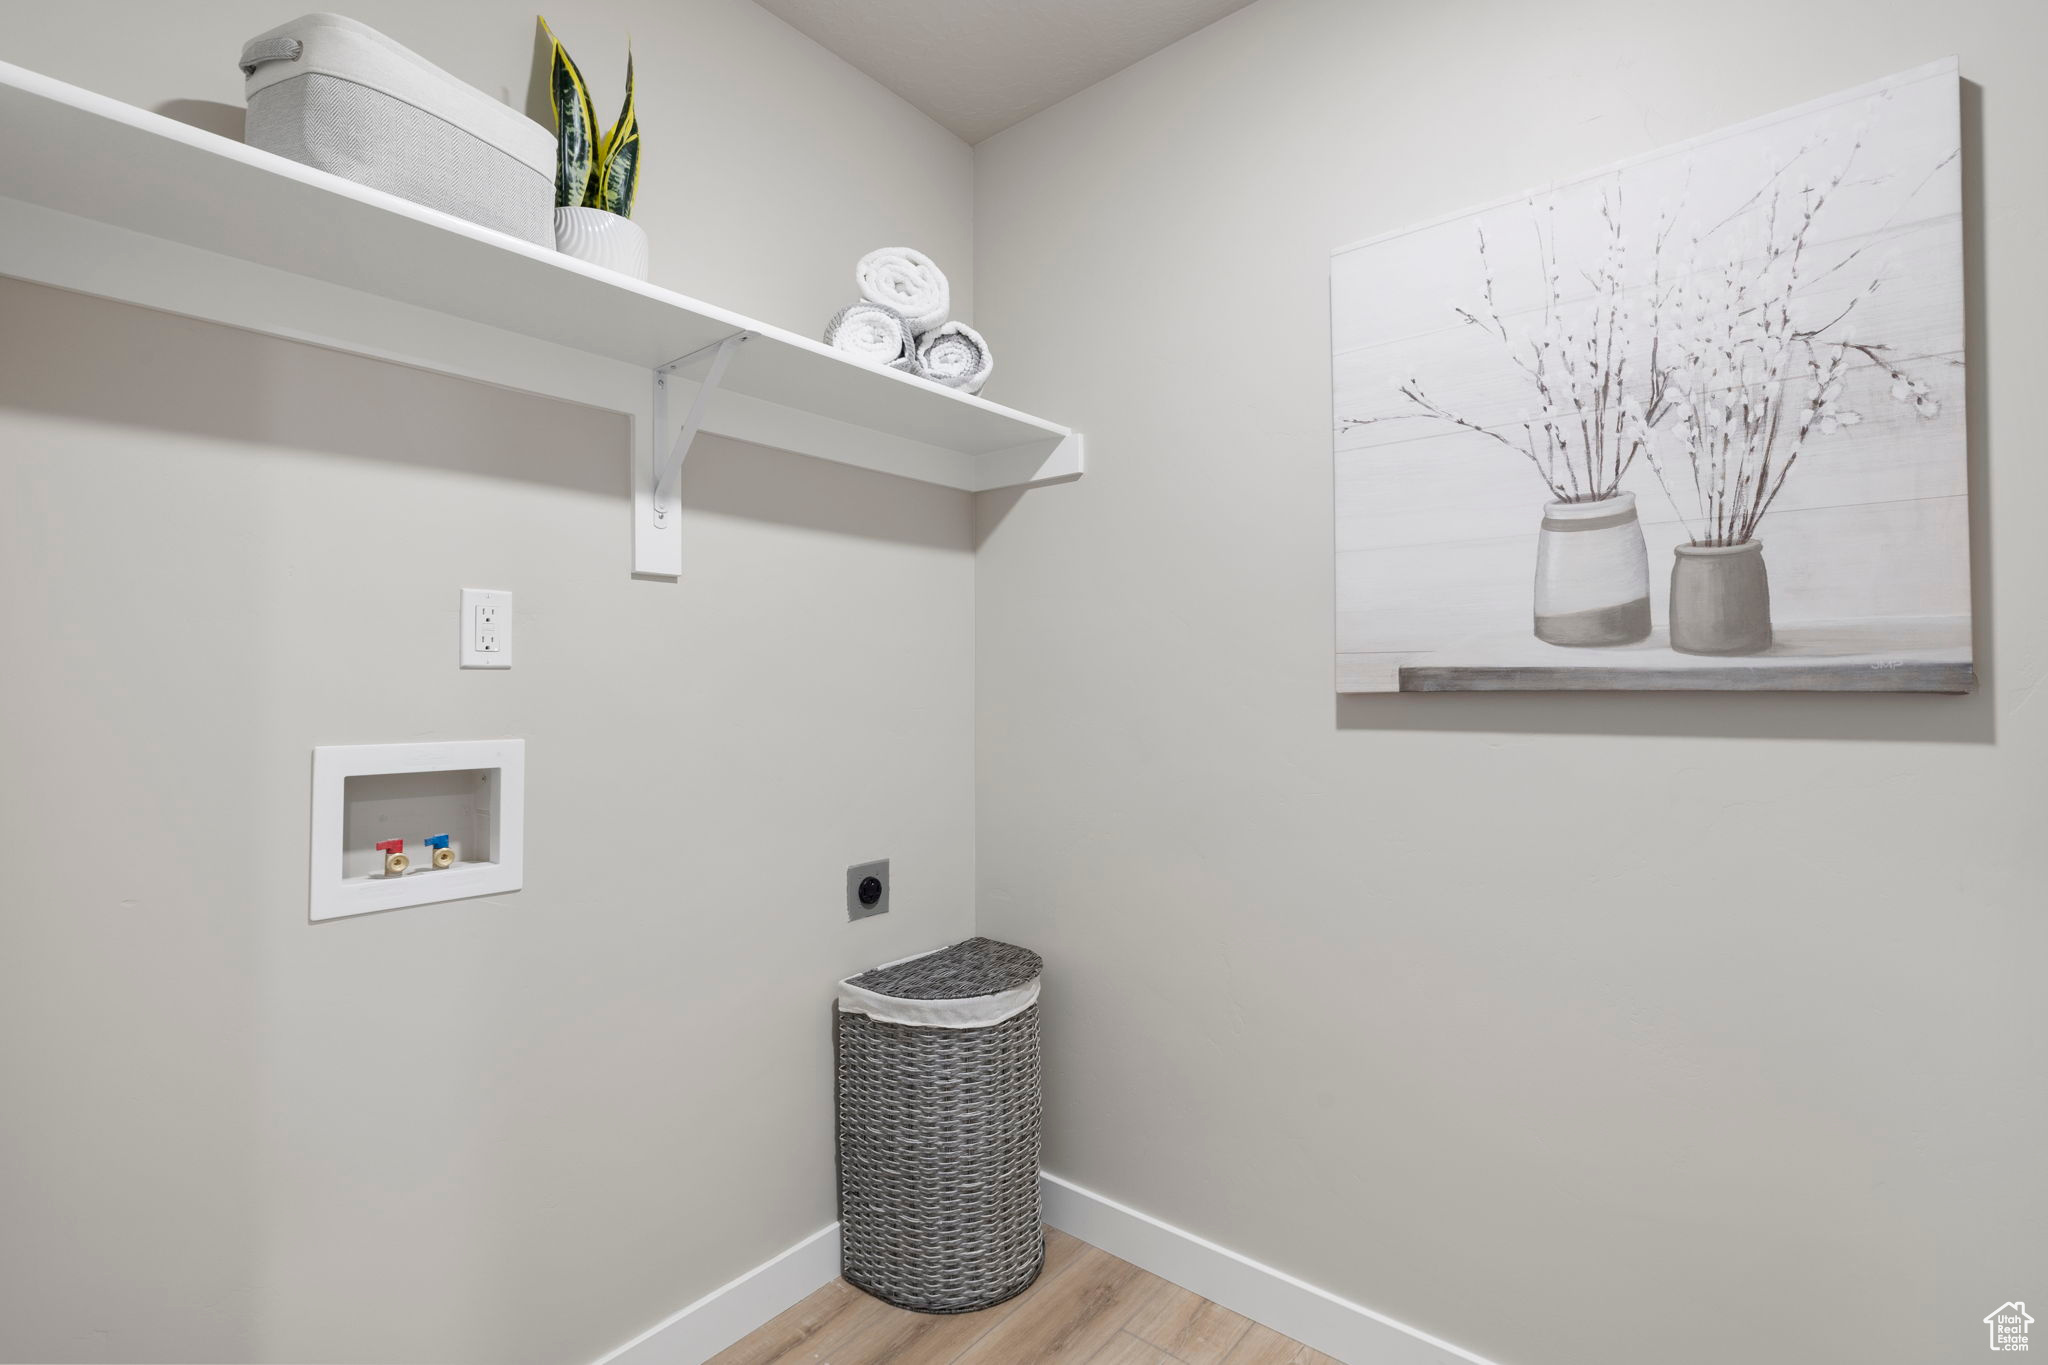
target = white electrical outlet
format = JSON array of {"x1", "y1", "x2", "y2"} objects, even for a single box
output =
[{"x1": 460, "y1": 588, "x2": 512, "y2": 668}]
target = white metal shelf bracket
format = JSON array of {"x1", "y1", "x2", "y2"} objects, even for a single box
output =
[{"x1": 650, "y1": 331, "x2": 749, "y2": 528}]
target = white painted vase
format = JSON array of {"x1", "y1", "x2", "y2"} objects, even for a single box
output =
[
  {"x1": 554, "y1": 207, "x2": 649, "y2": 280},
  {"x1": 1532, "y1": 492, "x2": 1652, "y2": 646}
]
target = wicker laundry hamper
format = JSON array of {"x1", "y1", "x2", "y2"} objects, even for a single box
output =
[{"x1": 834, "y1": 938, "x2": 1045, "y2": 1313}]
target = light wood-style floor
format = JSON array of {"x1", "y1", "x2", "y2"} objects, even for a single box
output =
[{"x1": 708, "y1": 1228, "x2": 1339, "y2": 1365}]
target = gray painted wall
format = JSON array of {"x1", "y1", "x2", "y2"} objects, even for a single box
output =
[
  {"x1": 0, "y1": 2, "x2": 975, "y2": 1361},
  {"x1": 971, "y1": 2, "x2": 2046, "y2": 1364}
]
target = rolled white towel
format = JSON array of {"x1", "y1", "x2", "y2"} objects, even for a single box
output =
[
  {"x1": 916, "y1": 321, "x2": 994, "y2": 395},
  {"x1": 856, "y1": 247, "x2": 950, "y2": 336},
  {"x1": 824, "y1": 301, "x2": 919, "y2": 372}
]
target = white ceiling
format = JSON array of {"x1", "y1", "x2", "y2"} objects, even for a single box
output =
[{"x1": 753, "y1": 0, "x2": 1257, "y2": 143}]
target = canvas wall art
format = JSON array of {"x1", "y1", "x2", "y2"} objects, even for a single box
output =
[{"x1": 1331, "y1": 60, "x2": 1968, "y2": 692}]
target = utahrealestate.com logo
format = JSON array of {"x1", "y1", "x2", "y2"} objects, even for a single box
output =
[{"x1": 1985, "y1": 1302, "x2": 2033, "y2": 1351}]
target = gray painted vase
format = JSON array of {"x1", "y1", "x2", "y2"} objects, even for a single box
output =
[
  {"x1": 1670, "y1": 540, "x2": 1773, "y2": 655},
  {"x1": 1533, "y1": 492, "x2": 1652, "y2": 646}
]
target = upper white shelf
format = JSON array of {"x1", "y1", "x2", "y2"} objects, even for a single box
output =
[{"x1": 0, "y1": 59, "x2": 1080, "y2": 518}]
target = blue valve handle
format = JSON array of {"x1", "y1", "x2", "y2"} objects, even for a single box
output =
[{"x1": 423, "y1": 834, "x2": 451, "y2": 850}]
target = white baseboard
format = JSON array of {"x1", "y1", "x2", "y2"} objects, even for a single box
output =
[
  {"x1": 1041, "y1": 1173, "x2": 1504, "y2": 1365},
  {"x1": 592, "y1": 1222, "x2": 841, "y2": 1365},
  {"x1": 587, "y1": 1177, "x2": 1505, "y2": 1365}
]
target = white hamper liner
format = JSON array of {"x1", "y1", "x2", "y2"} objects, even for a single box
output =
[
  {"x1": 241, "y1": 13, "x2": 556, "y2": 246},
  {"x1": 836, "y1": 944, "x2": 1041, "y2": 1028}
]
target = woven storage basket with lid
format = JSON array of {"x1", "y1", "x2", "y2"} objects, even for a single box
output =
[{"x1": 835, "y1": 937, "x2": 1044, "y2": 1313}]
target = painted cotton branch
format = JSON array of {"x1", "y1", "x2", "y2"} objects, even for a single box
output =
[
  {"x1": 1343, "y1": 187, "x2": 1659, "y2": 505},
  {"x1": 1639, "y1": 119, "x2": 1950, "y2": 546}
]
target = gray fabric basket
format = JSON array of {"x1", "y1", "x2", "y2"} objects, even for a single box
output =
[
  {"x1": 240, "y1": 13, "x2": 556, "y2": 247},
  {"x1": 835, "y1": 938, "x2": 1045, "y2": 1313}
]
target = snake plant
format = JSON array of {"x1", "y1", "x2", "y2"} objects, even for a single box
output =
[{"x1": 540, "y1": 17, "x2": 639, "y2": 218}]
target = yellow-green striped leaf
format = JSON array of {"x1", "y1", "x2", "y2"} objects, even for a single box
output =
[
  {"x1": 539, "y1": 16, "x2": 598, "y2": 209},
  {"x1": 596, "y1": 50, "x2": 639, "y2": 218}
]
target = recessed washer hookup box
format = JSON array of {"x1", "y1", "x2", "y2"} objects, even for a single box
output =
[{"x1": 309, "y1": 739, "x2": 524, "y2": 921}]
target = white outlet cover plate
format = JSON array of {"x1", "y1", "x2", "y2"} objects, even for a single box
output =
[
  {"x1": 309, "y1": 739, "x2": 524, "y2": 921},
  {"x1": 461, "y1": 587, "x2": 512, "y2": 668}
]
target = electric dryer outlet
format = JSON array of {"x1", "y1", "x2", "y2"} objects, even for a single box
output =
[{"x1": 847, "y1": 860, "x2": 889, "y2": 921}]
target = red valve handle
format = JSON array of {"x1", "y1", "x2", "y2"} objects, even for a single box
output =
[{"x1": 375, "y1": 839, "x2": 404, "y2": 854}]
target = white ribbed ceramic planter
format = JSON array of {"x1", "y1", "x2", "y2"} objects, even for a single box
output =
[
  {"x1": 554, "y1": 207, "x2": 648, "y2": 280},
  {"x1": 1532, "y1": 492, "x2": 1652, "y2": 646}
]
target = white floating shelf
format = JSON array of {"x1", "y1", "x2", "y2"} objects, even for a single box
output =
[{"x1": 0, "y1": 60, "x2": 1081, "y2": 576}]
